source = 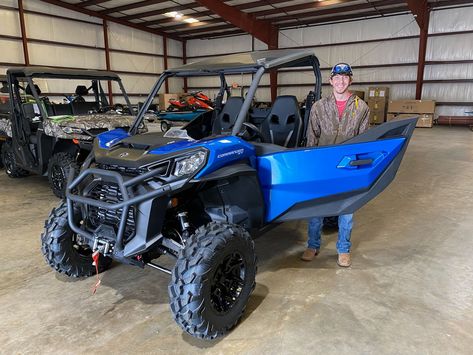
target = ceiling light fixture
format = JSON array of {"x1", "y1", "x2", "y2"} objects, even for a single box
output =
[
  {"x1": 184, "y1": 18, "x2": 199, "y2": 24},
  {"x1": 164, "y1": 11, "x2": 178, "y2": 18}
]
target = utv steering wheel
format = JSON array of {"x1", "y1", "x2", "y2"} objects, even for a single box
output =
[{"x1": 238, "y1": 122, "x2": 264, "y2": 142}]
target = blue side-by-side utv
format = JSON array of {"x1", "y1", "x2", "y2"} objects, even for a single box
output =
[{"x1": 41, "y1": 49, "x2": 417, "y2": 340}]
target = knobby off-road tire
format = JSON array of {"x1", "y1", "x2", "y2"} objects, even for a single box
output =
[
  {"x1": 41, "y1": 201, "x2": 112, "y2": 277},
  {"x1": 168, "y1": 222, "x2": 257, "y2": 340},
  {"x1": 0, "y1": 141, "x2": 3, "y2": 169},
  {"x1": 1, "y1": 141, "x2": 29, "y2": 177},
  {"x1": 47, "y1": 152, "x2": 79, "y2": 199}
]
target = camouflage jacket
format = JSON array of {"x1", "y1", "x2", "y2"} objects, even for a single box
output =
[{"x1": 307, "y1": 93, "x2": 370, "y2": 147}]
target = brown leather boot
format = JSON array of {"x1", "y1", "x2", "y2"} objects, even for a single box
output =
[
  {"x1": 337, "y1": 253, "x2": 351, "y2": 267},
  {"x1": 300, "y1": 248, "x2": 319, "y2": 261}
]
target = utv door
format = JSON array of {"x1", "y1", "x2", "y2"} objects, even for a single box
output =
[{"x1": 256, "y1": 118, "x2": 417, "y2": 222}]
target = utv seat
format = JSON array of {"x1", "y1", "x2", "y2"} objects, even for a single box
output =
[
  {"x1": 71, "y1": 101, "x2": 99, "y2": 115},
  {"x1": 73, "y1": 85, "x2": 88, "y2": 103},
  {"x1": 260, "y1": 95, "x2": 302, "y2": 148},
  {"x1": 22, "y1": 103, "x2": 40, "y2": 143},
  {"x1": 52, "y1": 103, "x2": 73, "y2": 116},
  {"x1": 212, "y1": 96, "x2": 244, "y2": 135}
]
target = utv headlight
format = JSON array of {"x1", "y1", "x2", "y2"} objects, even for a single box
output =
[{"x1": 173, "y1": 150, "x2": 207, "y2": 177}]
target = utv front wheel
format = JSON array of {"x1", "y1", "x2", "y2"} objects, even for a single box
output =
[
  {"x1": 41, "y1": 201, "x2": 112, "y2": 277},
  {"x1": 47, "y1": 152, "x2": 79, "y2": 199},
  {"x1": 168, "y1": 222, "x2": 257, "y2": 340},
  {"x1": 1, "y1": 141, "x2": 28, "y2": 177}
]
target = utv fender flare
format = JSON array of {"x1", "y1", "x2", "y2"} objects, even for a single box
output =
[
  {"x1": 191, "y1": 163, "x2": 256, "y2": 182},
  {"x1": 52, "y1": 139, "x2": 80, "y2": 156}
]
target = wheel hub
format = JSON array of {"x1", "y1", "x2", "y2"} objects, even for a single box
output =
[
  {"x1": 51, "y1": 164, "x2": 66, "y2": 191},
  {"x1": 4, "y1": 151, "x2": 14, "y2": 174},
  {"x1": 210, "y1": 252, "x2": 245, "y2": 313}
]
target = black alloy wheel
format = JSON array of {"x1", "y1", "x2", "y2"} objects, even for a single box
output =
[
  {"x1": 1, "y1": 141, "x2": 28, "y2": 177},
  {"x1": 210, "y1": 251, "x2": 246, "y2": 313},
  {"x1": 169, "y1": 222, "x2": 257, "y2": 340}
]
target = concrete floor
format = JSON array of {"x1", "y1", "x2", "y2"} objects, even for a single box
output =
[{"x1": 1, "y1": 126, "x2": 472, "y2": 354}]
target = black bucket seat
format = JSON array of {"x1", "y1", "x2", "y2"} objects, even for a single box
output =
[{"x1": 260, "y1": 95, "x2": 302, "y2": 147}]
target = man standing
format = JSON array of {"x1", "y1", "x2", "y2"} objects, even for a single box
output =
[{"x1": 301, "y1": 63, "x2": 370, "y2": 267}]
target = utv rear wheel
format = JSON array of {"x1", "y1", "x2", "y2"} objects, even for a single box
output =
[
  {"x1": 48, "y1": 152, "x2": 79, "y2": 199},
  {"x1": 1, "y1": 141, "x2": 28, "y2": 177},
  {"x1": 168, "y1": 222, "x2": 257, "y2": 340},
  {"x1": 41, "y1": 201, "x2": 112, "y2": 277},
  {"x1": 0, "y1": 142, "x2": 3, "y2": 168}
]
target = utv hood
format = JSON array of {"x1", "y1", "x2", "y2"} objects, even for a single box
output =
[{"x1": 42, "y1": 113, "x2": 140, "y2": 140}]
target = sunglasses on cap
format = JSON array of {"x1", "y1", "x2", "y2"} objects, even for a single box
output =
[{"x1": 331, "y1": 63, "x2": 353, "y2": 77}]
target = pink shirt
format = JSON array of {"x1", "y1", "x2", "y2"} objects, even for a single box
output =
[{"x1": 336, "y1": 99, "x2": 348, "y2": 120}]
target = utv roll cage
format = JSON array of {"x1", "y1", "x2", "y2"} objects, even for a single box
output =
[
  {"x1": 130, "y1": 49, "x2": 322, "y2": 136},
  {"x1": 7, "y1": 67, "x2": 132, "y2": 121}
]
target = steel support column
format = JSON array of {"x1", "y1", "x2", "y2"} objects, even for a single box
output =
[
  {"x1": 103, "y1": 19, "x2": 113, "y2": 105},
  {"x1": 183, "y1": 41, "x2": 188, "y2": 93},
  {"x1": 268, "y1": 29, "x2": 278, "y2": 101},
  {"x1": 163, "y1": 35, "x2": 169, "y2": 93},
  {"x1": 407, "y1": 0, "x2": 431, "y2": 99},
  {"x1": 18, "y1": 0, "x2": 29, "y2": 65}
]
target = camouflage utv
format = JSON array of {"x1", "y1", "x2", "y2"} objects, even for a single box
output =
[
  {"x1": 0, "y1": 74, "x2": 10, "y2": 168},
  {"x1": 1, "y1": 67, "x2": 146, "y2": 198}
]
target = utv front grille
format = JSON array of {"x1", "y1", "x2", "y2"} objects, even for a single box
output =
[
  {"x1": 87, "y1": 182, "x2": 135, "y2": 241},
  {"x1": 97, "y1": 161, "x2": 169, "y2": 177}
]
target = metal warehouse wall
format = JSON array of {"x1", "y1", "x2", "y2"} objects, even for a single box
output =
[
  {"x1": 186, "y1": 7, "x2": 473, "y2": 117},
  {"x1": 0, "y1": 0, "x2": 184, "y2": 104},
  {"x1": 1, "y1": 1, "x2": 471, "y2": 116}
]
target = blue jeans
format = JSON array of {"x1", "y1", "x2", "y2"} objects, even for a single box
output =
[{"x1": 307, "y1": 214, "x2": 353, "y2": 253}]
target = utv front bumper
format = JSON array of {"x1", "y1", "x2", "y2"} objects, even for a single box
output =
[{"x1": 66, "y1": 165, "x2": 187, "y2": 259}]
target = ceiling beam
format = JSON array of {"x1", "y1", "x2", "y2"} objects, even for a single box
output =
[
  {"x1": 124, "y1": 0, "x2": 292, "y2": 26},
  {"x1": 98, "y1": 0, "x2": 169, "y2": 15},
  {"x1": 250, "y1": 0, "x2": 360, "y2": 17},
  {"x1": 253, "y1": 0, "x2": 400, "y2": 20},
  {"x1": 39, "y1": 0, "x2": 182, "y2": 41},
  {"x1": 183, "y1": 29, "x2": 246, "y2": 40},
  {"x1": 119, "y1": 3, "x2": 204, "y2": 21},
  {"x1": 172, "y1": 23, "x2": 235, "y2": 36},
  {"x1": 161, "y1": 18, "x2": 222, "y2": 32},
  {"x1": 430, "y1": 0, "x2": 473, "y2": 7},
  {"x1": 194, "y1": 0, "x2": 278, "y2": 47},
  {"x1": 155, "y1": 0, "x2": 371, "y2": 34},
  {"x1": 76, "y1": 0, "x2": 110, "y2": 8},
  {"x1": 275, "y1": 5, "x2": 409, "y2": 27},
  {"x1": 183, "y1": 5, "x2": 410, "y2": 40}
]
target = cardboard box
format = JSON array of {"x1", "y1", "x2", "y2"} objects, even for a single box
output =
[
  {"x1": 369, "y1": 108, "x2": 386, "y2": 124},
  {"x1": 368, "y1": 87, "x2": 389, "y2": 99},
  {"x1": 387, "y1": 113, "x2": 433, "y2": 128},
  {"x1": 157, "y1": 93, "x2": 183, "y2": 111},
  {"x1": 367, "y1": 98, "x2": 387, "y2": 111},
  {"x1": 351, "y1": 90, "x2": 365, "y2": 100},
  {"x1": 386, "y1": 113, "x2": 415, "y2": 121},
  {"x1": 388, "y1": 100, "x2": 435, "y2": 114}
]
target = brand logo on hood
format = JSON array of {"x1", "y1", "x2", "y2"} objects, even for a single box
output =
[{"x1": 119, "y1": 152, "x2": 129, "y2": 158}]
